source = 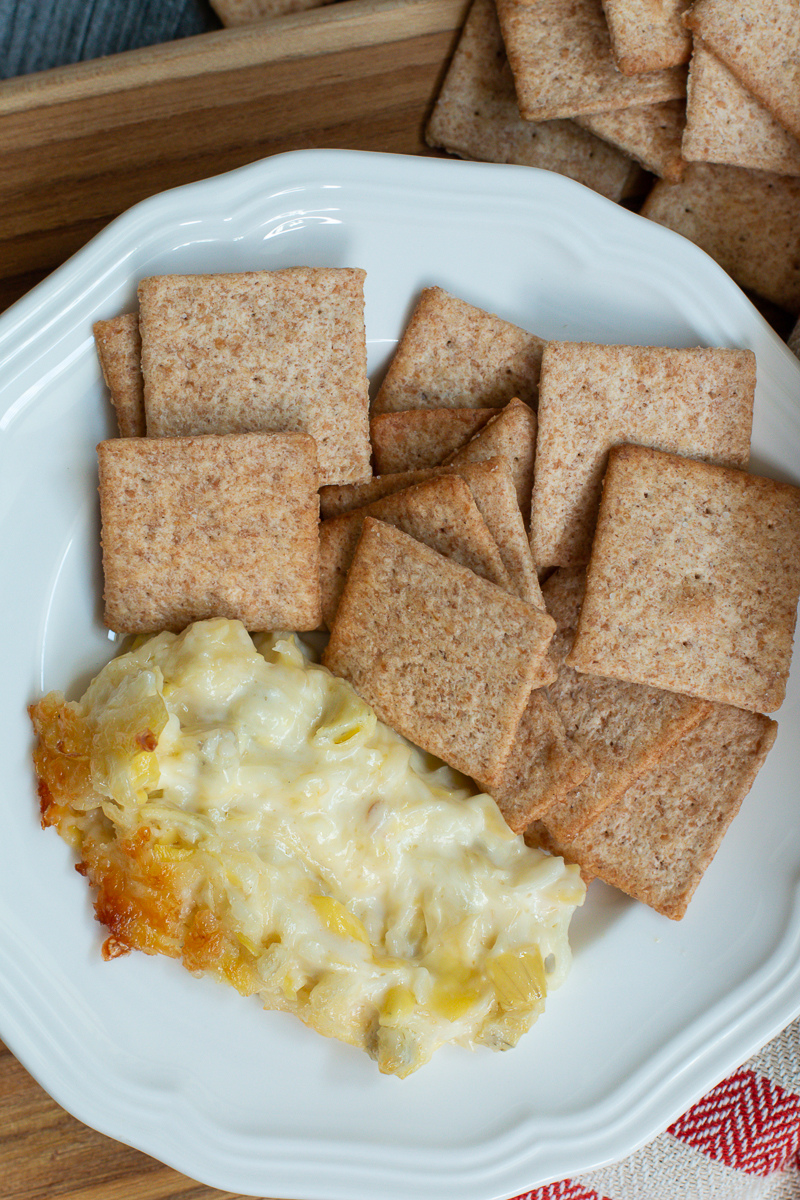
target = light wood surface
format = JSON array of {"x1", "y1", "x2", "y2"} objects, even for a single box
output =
[
  {"x1": 0, "y1": 1036, "x2": 247, "y2": 1198},
  {"x1": 0, "y1": 0, "x2": 468, "y2": 312},
  {"x1": 1, "y1": 3, "x2": 465, "y2": 1196}
]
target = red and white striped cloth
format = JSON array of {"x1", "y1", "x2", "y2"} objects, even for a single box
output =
[{"x1": 511, "y1": 1017, "x2": 800, "y2": 1200}]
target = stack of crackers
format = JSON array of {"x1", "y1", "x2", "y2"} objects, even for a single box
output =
[
  {"x1": 427, "y1": 0, "x2": 800, "y2": 316},
  {"x1": 95, "y1": 267, "x2": 370, "y2": 633},
  {"x1": 94, "y1": 270, "x2": 800, "y2": 922}
]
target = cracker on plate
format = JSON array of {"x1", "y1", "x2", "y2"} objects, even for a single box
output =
[
  {"x1": 567, "y1": 444, "x2": 800, "y2": 713},
  {"x1": 98, "y1": 432, "x2": 321, "y2": 633},
  {"x1": 370, "y1": 408, "x2": 494, "y2": 474},
  {"x1": 489, "y1": 690, "x2": 590, "y2": 833},
  {"x1": 494, "y1": 0, "x2": 687, "y2": 122},
  {"x1": 319, "y1": 454, "x2": 542, "y2": 604},
  {"x1": 531, "y1": 342, "x2": 755, "y2": 571},
  {"x1": 536, "y1": 567, "x2": 712, "y2": 840},
  {"x1": 601, "y1": 0, "x2": 691, "y2": 75},
  {"x1": 445, "y1": 398, "x2": 537, "y2": 526},
  {"x1": 318, "y1": 474, "x2": 513, "y2": 630},
  {"x1": 641, "y1": 162, "x2": 800, "y2": 310},
  {"x1": 685, "y1": 0, "x2": 800, "y2": 143},
  {"x1": 325, "y1": 401, "x2": 538, "y2": 525},
  {"x1": 576, "y1": 100, "x2": 687, "y2": 183},
  {"x1": 322, "y1": 518, "x2": 556, "y2": 794},
  {"x1": 529, "y1": 703, "x2": 778, "y2": 919},
  {"x1": 683, "y1": 41, "x2": 800, "y2": 176},
  {"x1": 322, "y1": 453, "x2": 540, "y2": 599},
  {"x1": 93, "y1": 314, "x2": 145, "y2": 438},
  {"x1": 454, "y1": 458, "x2": 542, "y2": 608},
  {"x1": 372, "y1": 286, "x2": 545, "y2": 414},
  {"x1": 319, "y1": 456, "x2": 551, "y2": 619},
  {"x1": 138, "y1": 268, "x2": 370, "y2": 487},
  {"x1": 320, "y1": 469, "x2": 438, "y2": 519},
  {"x1": 425, "y1": 0, "x2": 645, "y2": 203}
]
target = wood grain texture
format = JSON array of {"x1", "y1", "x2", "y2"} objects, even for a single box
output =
[
  {"x1": 0, "y1": 1038, "x2": 250, "y2": 1199},
  {"x1": 0, "y1": 0, "x2": 221, "y2": 81},
  {"x1": 0, "y1": 0, "x2": 467, "y2": 310}
]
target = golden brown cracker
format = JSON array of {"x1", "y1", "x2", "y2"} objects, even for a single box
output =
[
  {"x1": 454, "y1": 458, "x2": 542, "y2": 608},
  {"x1": 641, "y1": 163, "x2": 800, "y2": 311},
  {"x1": 93, "y1": 313, "x2": 145, "y2": 438},
  {"x1": 370, "y1": 408, "x2": 494, "y2": 474},
  {"x1": 568, "y1": 444, "x2": 800, "y2": 714},
  {"x1": 490, "y1": 690, "x2": 590, "y2": 833},
  {"x1": 372, "y1": 286, "x2": 544, "y2": 414},
  {"x1": 529, "y1": 704, "x2": 778, "y2": 919},
  {"x1": 685, "y1": 0, "x2": 800, "y2": 143},
  {"x1": 576, "y1": 99, "x2": 686, "y2": 183},
  {"x1": 532, "y1": 342, "x2": 755, "y2": 570},
  {"x1": 495, "y1": 0, "x2": 687, "y2": 122},
  {"x1": 425, "y1": 0, "x2": 645, "y2": 202},
  {"x1": 318, "y1": 475, "x2": 513, "y2": 629},
  {"x1": 98, "y1": 432, "x2": 321, "y2": 633},
  {"x1": 322, "y1": 518, "x2": 556, "y2": 794},
  {"x1": 601, "y1": 0, "x2": 691, "y2": 75},
  {"x1": 536, "y1": 567, "x2": 711, "y2": 840},
  {"x1": 320, "y1": 470, "x2": 437, "y2": 519},
  {"x1": 321, "y1": 454, "x2": 542, "y2": 612},
  {"x1": 138, "y1": 268, "x2": 370, "y2": 487},
  {"x1": 445, "y1": 398, "x2": 537, "y2": 526},
  {"x1": 683, "y1": 41, "x2": 800, "y2": 176}
]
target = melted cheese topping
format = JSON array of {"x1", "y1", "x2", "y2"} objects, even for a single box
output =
[{"x1": 31, "y1": 618, "x2": 584, "y2": 1076}]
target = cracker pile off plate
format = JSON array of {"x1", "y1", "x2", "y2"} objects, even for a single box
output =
[{"x1": 2, "y1": 149, "x2": 800, "y2": 1199}]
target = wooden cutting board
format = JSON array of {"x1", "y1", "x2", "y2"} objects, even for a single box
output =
[
  {"x1": 0, "y1": 0, "x2": 468, "y2": 313},
  {"x1": 1, "y1": 2, "x2": 466, "y2": 1196}
]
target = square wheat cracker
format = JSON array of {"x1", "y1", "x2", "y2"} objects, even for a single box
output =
[
  {"x1": 425, "y1": 0, "x2": 644, "y2": 203},
  {"x1": 490, "y1": 690, "x2": 590, "y2": 832},
  {"x1": 322, "y1": 518, "x2": 556, "y2": 795},
  {"x1": 98, "y1": 432, "x2": 321, "y2": 633},
  {"x1": 494, "y1": 0, "x2": 686, "y2": 123},
  {"x1": 370, "y1": 408, "x2": 494, "y2": 474},
  {"x1": 528, "y1": 704, "x2": 778, "y2": 919},
  {"x1": 568, "y1": 444, "x2": 800, "y2": 714},
  {"x1": 601, "y1": 0, "x2": 691, "y2": 75},
  {"x1": 683, "y1": 42, "x2": 800, "y2": 176},
  {"x1": 536, "y1": 567, "x2": 711, "y2": 841},
  {"x1": 322, "y1": 457, "x2": 544, "y2": 608},
  {"x1": 641, "y1": 162, "x2": 800, "y2": 310},
  {"x1": 576, "y1": 100, "x2": 686, "y2": 183},
  {"x1": 685, "y1": 0, "x2": 800, "y2": 143},
  {"x1": 455, "y1": 458, "x2": 543, "y2": 608},
  {"x1": 445, "y1": 397, "x2": 537, "y2": 526},
  {"x1": 532, "y1": 342, "x2": 755, "y2": 570},
  {"x1": 319, "y1": 457, "x2": 544, "y2": 607},
  {"x1": 138, "y1": 268, "x2": 370, "y2": 487},
  {"x1": 324, "y1": 401, "x2": 537, "y2": 529},
  {"x1": 318, "y1": 474, "x2": 513, "y2": 629},
  {"x1": 320, "y1": 469, "x2": 438, "y2": 518},
  {"x1": 372, "y1": 286, "x2": 545, "y2": 413},
  {"x1": 94, "y1": 314, "x2": 145, "y2": 438}
]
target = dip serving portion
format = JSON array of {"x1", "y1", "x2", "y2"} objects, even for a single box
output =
[{"x1": 30, "y1": 617, "x2": 584, "y2": 1077}]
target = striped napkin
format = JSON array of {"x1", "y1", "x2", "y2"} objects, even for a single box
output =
[{"x1": 512, "y1": 1017, "x2": 800, "y2": 1200}]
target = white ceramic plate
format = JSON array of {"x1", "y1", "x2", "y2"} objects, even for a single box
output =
[{"x1": 2, "y1": 150, "x2": 800, "y2": 1200}]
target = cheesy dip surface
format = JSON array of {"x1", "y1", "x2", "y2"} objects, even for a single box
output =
[{"x1": 30, "y1": 618, "x2": 584, "y2": 1077}]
